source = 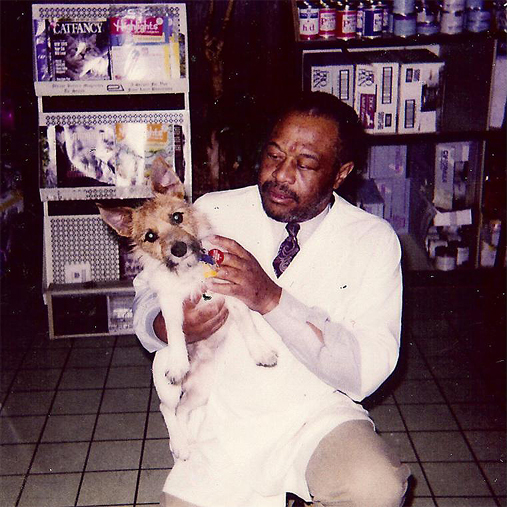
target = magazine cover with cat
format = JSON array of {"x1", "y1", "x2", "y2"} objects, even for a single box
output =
[{"x1": 47, "y1": 19, "x2": 112, "y2": 81}]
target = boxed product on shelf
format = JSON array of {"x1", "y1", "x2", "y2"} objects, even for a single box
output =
[
  {"x1": 433, "y1": 141, "x2": 474, "y2": 211},
  {"x1": 366, "y1": 145, "x2": 407, "y2": 179},
  {"x1": 353, "y1": 52, "x2": 400, "y2": 134},
  {"x1": 395, "y1": 49, "x2": 445, "y2": 134},
  {"x1": 304, "y1": 51, "x2": 355, "y2": 107},
  {"x1": 355, "y1": 178, "x2": 385, "y2": 219},
  {"x1": 374, "y1": 177, "x2": 412, "y2": 234}
]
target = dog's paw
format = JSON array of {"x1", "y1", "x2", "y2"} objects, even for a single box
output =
[
  {"x1": 165, "y1": 354, "x2": 190, "y2": 385},
  {"x1": 169, "y1": 435, "x2": 191, "y2": 461},
  {"x1": 250, "y1": 342, "x2": 278, "y2": 368}
]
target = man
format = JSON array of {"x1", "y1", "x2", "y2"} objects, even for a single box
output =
[{"x1": 133, "y1": 92, "x2": 411, "y2": 507}]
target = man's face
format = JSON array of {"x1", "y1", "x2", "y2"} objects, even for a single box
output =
[{"x1": 258, "y1": 112, "x2": 353, "y2": 223}]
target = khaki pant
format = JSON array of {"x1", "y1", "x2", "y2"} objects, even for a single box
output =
[{"x1": 160, "y1": 420, "x2": 411, "y2": 507}]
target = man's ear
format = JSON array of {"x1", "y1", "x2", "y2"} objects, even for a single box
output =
[
  {"x1": 150, "y1": 156, "x2": 185, "y2": 198},
  {"x1": 333, "y1": 161, "x2": 354, "y2": 190},
  {"x1": 97, "y1": 203, "x2": 133, "y2": 237}
]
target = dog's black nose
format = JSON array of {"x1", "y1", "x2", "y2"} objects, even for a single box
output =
[{"x1": 171, "y1": 241, "x2": 187, "y2": 258}]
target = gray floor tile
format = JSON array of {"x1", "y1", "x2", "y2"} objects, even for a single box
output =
[
  {"x1": 94, "y1": 412, "x2": 147, "y2": 441},
  {"x1": 50, "y1": 389, "x2": 102, "y2": 415},
  {"x1": 41, "y1": 414, "x2": 96, "y2": 442},
  {"x1": 465, "y1": 431, "x2": 506, "y2": 462},
  {"x1": 369, "y1": 404, "x2": 406, "y2": 431},
  {"x1": 66, "y1": 346, "x2": 113, "y2": 368},
  {"x1": 422, "y1": 462, "x2": 491, "y2": 496},
  {"x1": 101, "y1": 387, "x2": 151, "y2": 413},
  {"x1": 410, "y1": 431, "x2": 473, "y2": 462},
  {"x1": 436, "y1": 497, "x2": 498, "y2": 506},
  {"x1": 1, "y1": 390, "x2": 54, "y2": 416},
  {"x1": 9, "y1": 368, "x2": 62, "y2": 391},
  {"x1": 0, "y1": 415, "x2": 46, "y2": 444},
  {"x1": 31, "y1": 441, "x2": 88, "y2": 473},
  {"x1": 137, "y1": 469, "x2": 171, "y2": 504},
  {"x1": 400, "y1": 404, "x2": 458, "y2": 431},
  {"x1": 77, "y1": 470, "x2": 138, "y2": 506},
  {"x1": 451, "y1": 404, "x2": 506, "y2": 430},
  {"x1": 393, "y1": 380, "x2": 445, "y2": 404},
  {"x1": 142, "y1": 438, "x2": 174, "y2": 469},
  {"x1": 0, "y1": 475, "x2": 24, "y2": 506},
  {"x1": 106, "y1": 365, "x2": 152, "y2": 388},
  {"x1": 59, "y1": 366, "x2": 108, "y2": 389},
  {"x1": 481, "y1": 461, "x2": 507, "y2": 497},
  {"x1": 378, "y1": 431, "x2": 417, "y2": 462},
  {"x1": 111, "y1": 345, "x2": 152, "y2": 366},
  {"x1": 0, "y1": 443, "x2": 36, "y2": 475},
  {"x1": 86, "y1": 440, "x2": 143, "y2": 471},
  {"x1": 19, "y1": 472, "x2": 82, "y2": 507}
]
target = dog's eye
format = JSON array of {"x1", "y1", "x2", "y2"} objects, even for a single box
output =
[
  {"x1": 144, "y1": 230, "x2": 158, "y2": 243},
  {"x1": 171, "y1": 212, "x2": 183, "y2": 225}
]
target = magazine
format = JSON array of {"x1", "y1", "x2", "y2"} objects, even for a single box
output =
[
  {"x1": 47, "y1": 19, "x2": 111, "y2": 81},
  {"x1": 110, "y1": 15, "x2": 177, "y2": 80}
]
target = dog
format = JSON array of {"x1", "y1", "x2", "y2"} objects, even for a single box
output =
[{"x1": 98, "y1": 158, "x2": 278, "y2": 460}]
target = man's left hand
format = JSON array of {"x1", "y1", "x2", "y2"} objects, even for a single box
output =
[{"x1": 205, "y1": 235, "x2": 282, "y2": 315}]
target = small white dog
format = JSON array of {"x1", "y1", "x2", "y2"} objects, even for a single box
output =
[{"x1": 98, "y1": 159, "x2": 278, "y2": 460}]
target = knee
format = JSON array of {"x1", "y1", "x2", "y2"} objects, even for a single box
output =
[
  {"x1": 312, "y1": 462, "x2": 411, "y2": 507},
  {"x1": 346, "y1": 462, "x2": 410, "y2": 507}
]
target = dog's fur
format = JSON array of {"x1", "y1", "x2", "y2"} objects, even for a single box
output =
[{"x1": 98, "y1": 159, "x2": 277, "y2": 460}]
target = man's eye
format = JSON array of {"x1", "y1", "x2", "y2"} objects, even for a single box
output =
[
  {"x1": 171, "y1": 212, "x2": 183, "y2": 224},
  {"x1": 144, "y1": 230, "x2": 158, "y2": 243},
  {"x1": 268, "y1": 152, "x2": 283, "y2": 161}
]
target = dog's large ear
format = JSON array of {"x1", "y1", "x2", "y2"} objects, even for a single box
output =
[
  {"x1": 97, "y1": 203, "x2": 133, "y2": 237},
  {"x1": 150, "y1": 156, "x2": 185, "y2": 198}
]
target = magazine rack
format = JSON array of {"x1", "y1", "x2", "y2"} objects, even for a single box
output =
[{"x1": 32, "y1": 3, "x2": 192, "y2": 339}]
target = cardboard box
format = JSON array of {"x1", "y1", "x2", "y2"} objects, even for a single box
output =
[
  {"x1": 367, "y1": 145, "x2": 407, "y2": 179},
  {"x1": 395, "y1": 49, "x2": 445, "y2": 134},
  {"x1": 374, "y1": 177, "x2": 412, "y2": 234},
  {"x1": 433, "y1": 141, "x2": 473, "y2": 210},
  {"x1": 354, "y1": 52, "x2": 400, "y2": 134},
  {"x1": 305, "y1": 52, "x2": 355, "y2": 107}
]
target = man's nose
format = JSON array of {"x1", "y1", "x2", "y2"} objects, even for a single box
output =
[{"x1": 273, "y1": 158, "x2": 296, "y2": 184}]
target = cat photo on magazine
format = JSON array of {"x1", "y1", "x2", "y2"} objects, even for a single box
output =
[{"x1": 47, "y1": 19, "x2": 111, "y2": 81}]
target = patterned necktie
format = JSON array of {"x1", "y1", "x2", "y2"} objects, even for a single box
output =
[{"x1": 273, "y1": 222, "x2": 300, "y2": 277}]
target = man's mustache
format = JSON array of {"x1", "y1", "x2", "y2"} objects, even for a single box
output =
[{"x1": 261, "y1": 181, "x2": 300, "y2": 203}]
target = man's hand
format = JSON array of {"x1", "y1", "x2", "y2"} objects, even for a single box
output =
[
  {"x1": 205, "y1": 235, "x2": 282, "y2": 315},
  {"x1": 153, "y1": 291, "x2": 229, "y2": 345}
]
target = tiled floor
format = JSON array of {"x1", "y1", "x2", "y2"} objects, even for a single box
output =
[{"x1": 1, "y1": 283, "x2": 505, "y2": 507}]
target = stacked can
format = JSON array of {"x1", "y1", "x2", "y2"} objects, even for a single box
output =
[
  {"x1": 336, "y1": 0, "x2": 358, "y2": 38},
  {"x1": 356, "y1": 0, "x2": 384, "y2": 37},
  {"x1": 318, "y1": 0, "x2": 338, "y2": 37},
  {"x1": 392, "y1": 0, "x2": 417, "y2": 36},
  {"x1": 416, "y1": 0, "x2": 440, "y2": 34},
  {"x1": 465, "y1": 0, "x2": 492, "y2": 31},
  {"x1": 440, "y1": 0, "x2": 466, "y2": 33},
  {"x1": 297, "y1": 0, "x2": 320, "y2": 40}
]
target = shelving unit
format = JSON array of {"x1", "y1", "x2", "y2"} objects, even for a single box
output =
[
  {"x1": 32, "y1": 3, "x2": 192, "y2": 339},
  {"x1": 291, "y1": 0, "x2": 504, "y2": 271}
]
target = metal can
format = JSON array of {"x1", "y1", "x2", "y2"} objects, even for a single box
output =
[
  {"x1": 319, "y1": 0, "x2": 338, "y2": 38},
  {"x1": 440, "y1": 9, "x2": 465, "y2": 32},
  {"x1": 375, "y1": 0, "x2": 390, "y2": 31},
  {"x1": 393, "y1": 12, "x2": 417, "y2": 33},
  {"x1": 442, "y1": 0, "x2": 466, "y2": 10},
  {"x1": 298, "y1": 1, "x2": 320, "y2": 40},
  {"x1": 417, "y1": 20, "x2": 440, "y2": 32},
  {"x1": 416, "y1": 0, "x2": 438, "y2": 23},
  {"x1": 336, "y1": 1, "x2": 358, "y2": 38},
  {"x1": 393, "y1": 0, "x2": 416, "y2": 14},
  {"x1": 362, "y1": 0, "x2": 384, "y2": 36}
]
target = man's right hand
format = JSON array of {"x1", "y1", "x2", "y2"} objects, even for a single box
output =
[{"x1": 153, "y1": 291, "x2": 229, "y2": 345}]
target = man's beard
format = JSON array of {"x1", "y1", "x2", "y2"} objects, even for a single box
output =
[{"x1": 259, "y1": 180, "x2": 331, "y2": 223}]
